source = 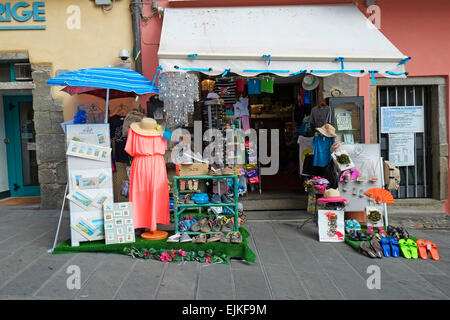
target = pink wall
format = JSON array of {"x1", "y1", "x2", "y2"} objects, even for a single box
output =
[{"x1": 141, "y1": 0, "x2": 450, "y2": 211}]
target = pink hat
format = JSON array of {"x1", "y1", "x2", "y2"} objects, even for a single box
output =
[{"x1": 317, "y1": 188, "x2": 348, "y2": 203}]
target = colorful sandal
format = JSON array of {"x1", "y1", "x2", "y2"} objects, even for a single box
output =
[
  {"x1": 416, "y1": 238, "x2": 428, "y2": 259},
  {"x1": 398, "y1": 239, "x2": 412, "y2": 259},
  {"x1": 380, "y1": 237, "x2": 391, "y2": 257},
  {"x1": 389, "y1": 237, "x2": 400, "y2": 258},
  {"x1": 359, "y1": 241, "x2": 377, "y2": 258},
  {"x1": 377, "y1": 226, "x2": 387, "y2": 237},
  {"x1": 406, "y1": 238, "x2": 418, "y2": 259},
  {"x1": 366, "y1": 225, "x2": 375, "y2": 235},
  {"x1": 370, "y1": 238, "x2": 383, "y2": 259},
  {"x1": 345, "y1": 220, "x2": 354, "y2": 234},
  {"x1": 425, "y1": 240, "x2": 440, "y2": 261}
]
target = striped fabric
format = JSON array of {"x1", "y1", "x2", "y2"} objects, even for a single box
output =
[{"x1": 47, "y1": 67, "x2": 158, "y2": 95}]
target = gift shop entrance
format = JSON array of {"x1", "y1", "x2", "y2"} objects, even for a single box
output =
[{"x1": 157, "y1": 5, "x2": 411, "y2": 210}]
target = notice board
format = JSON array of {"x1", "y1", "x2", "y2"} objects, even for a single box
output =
[{"x1": 65, "y1": 124, "x2": 113, "y2": 247}]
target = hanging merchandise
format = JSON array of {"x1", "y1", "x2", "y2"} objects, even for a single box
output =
[
  {"x1": 247, "y1": 78, "x2": 261, "y2": 95},
  {"x1": 213, "y1": 78, "x2": 237, "y2": 104},
  {"x1": 260, "y1": 76, "x2": 274, "y2": 94},
  {"x1": 310, "y1": 101, "x2": 332, "y2": 129},
  {"x1": 158, "y1": 72, "x2": 200, "y2": 128},
  {"x1": 236, "y1": 78, "x2": 246, "y2": 93},
  {"x1": 312, "y1": 124, "x2": 336, "y2": 167},
  {"x1": 201, "y1": 78, "x2": 215, "y2": 93},
  {"x1": 125, "y1": 118, "x2": 170, "y2": 233}
]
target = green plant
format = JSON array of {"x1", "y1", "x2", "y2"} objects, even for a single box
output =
[{"x1": 336, "y1": 154, "x2": 351, "y2": 165}]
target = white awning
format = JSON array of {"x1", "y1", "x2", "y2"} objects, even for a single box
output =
[{"x1": 158, "y1": 4, "x2": 410, "y2": 79}]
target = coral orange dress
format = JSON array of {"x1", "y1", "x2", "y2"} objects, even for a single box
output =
[{"x1": 125, "y1": 128, "x2": 170, "y2": 231}]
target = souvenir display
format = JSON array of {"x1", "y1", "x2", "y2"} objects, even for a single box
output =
[{"x1": 103, "y1": 202, "x2": 136, "y2": 244}]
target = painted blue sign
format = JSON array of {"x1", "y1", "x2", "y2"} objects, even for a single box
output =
[{"x1": 0, "y1": 1, "x2": 46, "y2": 30}]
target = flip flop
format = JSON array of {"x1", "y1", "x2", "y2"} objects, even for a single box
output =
[
  {"x1": 380, "y1": 237, "x2": 391, "y2": 257},
  {"x1": 416, "y1": 238, "x2": 428, "y2": 259},
  {"x1": 359, "y1": 241, "x2": 377, "y2": 258},
  {"x1": 398, "y1": 239, "x2": 411, "y2": 259},
  {"x1": 370, "y1": 238, "x2": 383, "y2": 259},
  {"x1": 406, "y1": 238, "x2": 419, "y2": 259},
  {"x1": 425, "y1": 240, "x2": 440, "y2": 261},
  {"x1": 389, "y1": 237, "x2": 400, "y2": 258}
]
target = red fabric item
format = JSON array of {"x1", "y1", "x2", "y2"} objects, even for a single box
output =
[
  {"x1": 125, "y1": 128, "x2": 170, "y2": 230},
  {"x1": 236, "y1": 78, "x2": 245, "y2": 93}
]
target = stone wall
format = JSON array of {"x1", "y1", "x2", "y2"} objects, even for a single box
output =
[{"x1": 32, "y1": 65, "x2": 67, "y2": 209}]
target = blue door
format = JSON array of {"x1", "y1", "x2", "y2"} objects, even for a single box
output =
[{"x1": 3, "y1": 96, "x2": 40, "y2": 197}]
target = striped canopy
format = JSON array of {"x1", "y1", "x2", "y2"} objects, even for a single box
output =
[{"x1": 47, "y1": 67, "x2": 158, "y2": 95}]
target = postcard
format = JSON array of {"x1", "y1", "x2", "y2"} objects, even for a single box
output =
[
  {"x1": 71, "y1": 217, "x2": 97, "y2": 241},
  {"x1": 66, "y1": 140, "x2": 111, "y2": 162},
  {"x1": 117, "y1": 227, "x2": 124, "y2": 235},
  {"x1": 126, "y1": 225, "x2": 134, "y2": 234},
  {"x1": 71, "y1": 136, "x2": 86, "y2": 143},
  {"x1": 66, "y1": 191, "x2": 93, "y2": 210},
  {"x1": 104, "y1": 223, "x2": 114, "y2": 230},
  {"x1": 118, "y1": 203, "x2": 129, "y2": 209},
  {"x1": 78, "y1": 177, "x2": 99, "y2": 189},
  {"x1": 124, "y1": 218, "x2": 133, "y2": 225},
  {"x1": 106, "y1": 232, "x2": 115, "y2": 241},
  {"x1": 97, "y1": 133, "x2": 106, "y2": 145},
  {"x1": 98, "y1": 172, "x2": 108, "y2": 185},
  {"x1": 92, "y1": 193, "x2": 110, "y2": 208}
]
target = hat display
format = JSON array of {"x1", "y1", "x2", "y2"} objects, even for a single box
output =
[
  {"x1": 316, "y1": 123, "x2": 337, "y2": 138},
  {"x1": 302, "y1": 74, "x2": 319, "y2": 90},
  {"x1": 317, "y1": 188, "x2": 348, "y2": 203},
  {"x1": 130, "y1": 117, "x2": 162, "y2": 136}
]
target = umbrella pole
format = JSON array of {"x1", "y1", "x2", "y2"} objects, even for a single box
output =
[{"x1": 104, "y1": 88, "x2": 110, "y2": 123}]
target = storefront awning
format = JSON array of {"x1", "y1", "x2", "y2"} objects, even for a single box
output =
[{"x1": 158, "y1": 4, "x2": 410, "y2": 79}]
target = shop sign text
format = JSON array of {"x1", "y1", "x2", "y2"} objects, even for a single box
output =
[{"x1": 0, "y1": 1, "x2": 46, "y2": 30}]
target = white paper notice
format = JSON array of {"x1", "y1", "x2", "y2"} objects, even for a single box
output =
[
  {"x1": 389, "y1": 133, "x2": 415, "y2": 167},
  {"x1": 380, "y1": 106, "x2": 424, "y2": 133}
]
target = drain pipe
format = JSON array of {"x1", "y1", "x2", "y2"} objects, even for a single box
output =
[{"x1": 130, "y1": 0, "x2": 142, "y2": 74}]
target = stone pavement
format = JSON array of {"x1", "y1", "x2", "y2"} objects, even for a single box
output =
[{"x1": 0, "y1": 204, "x2": 449, "y2": 300}]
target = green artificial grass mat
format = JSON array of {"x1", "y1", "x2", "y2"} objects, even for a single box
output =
[
  {"x1": 344, "y1": 226, "x2": 418, "y2": 251},
  {"x1": 53, "y1": 227, "x2": 256, "y2": 264}
]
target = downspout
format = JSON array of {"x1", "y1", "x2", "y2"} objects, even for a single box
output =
[{"x1": 130, "y1": 0, "x2": 142, "y2": 74}]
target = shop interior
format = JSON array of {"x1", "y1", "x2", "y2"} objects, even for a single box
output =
[{"x1": 195, "y1": 73, "x2": 320, "y2": 195}]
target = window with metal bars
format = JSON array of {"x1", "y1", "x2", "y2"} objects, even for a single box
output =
[{"x1": 377, "y1": 86, "x2": 432, "y2": 198}]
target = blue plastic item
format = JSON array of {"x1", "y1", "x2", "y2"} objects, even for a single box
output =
[
  {"x1": 191, "y1": 193, "x2": 209, "y2": 204},
  {"x1": 389, "y1": 237, "x2": 400, "y2": 258},
  {"x1": 380, "y1": 237, "x2": 391, "y2": 257}
]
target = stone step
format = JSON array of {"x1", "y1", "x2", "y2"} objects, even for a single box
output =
[{"x1": 241, "y1": 194, "x2": 307, "y2": 211}]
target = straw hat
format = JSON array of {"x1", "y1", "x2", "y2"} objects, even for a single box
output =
[
  {"x1": 316, "y1": 123, "x2": 337, "y2": 138},
  {"x1": 130, "y1": 117, "x2": 162, "y2": 136},
  {"x1": 302, "y1": 74, "x2": 319, "y2": 90},
  {"x1": 318, "y1": 188, "x2": 348, "y2": 203}
]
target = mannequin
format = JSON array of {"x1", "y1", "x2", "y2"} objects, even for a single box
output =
[{"x1": 125, "y1": 117, "x2": 170, "y2": 240}]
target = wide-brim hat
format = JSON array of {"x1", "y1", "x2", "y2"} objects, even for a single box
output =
[
  {"x1": 317, "y1": 188, "x2": 348, "y2": 203},
  {"x1": 130, "y1": 117, "x2": 162, "y2": 136},
  {"x1": 316, "y1": 123, "x2": 337, "y2": 138},
  {"x1": 302, "y1": 74, "x2": 319, "y2": 90}
]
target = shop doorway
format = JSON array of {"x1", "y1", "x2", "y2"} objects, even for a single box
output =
[
  {"x1": 3, "y1": 95, "x2": 40, "y2": 197},
  {"x1": 377, "y1": 86, "x2": 432, "y2": 198}
]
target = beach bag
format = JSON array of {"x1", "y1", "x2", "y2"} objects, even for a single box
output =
[{"x1": 383, "y1": 160, "x2": 400, "y2": 190}]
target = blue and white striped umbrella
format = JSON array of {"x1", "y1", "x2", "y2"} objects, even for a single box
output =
[
  {"x1": 47, "y1": 67, "x2": 158, "y2": 95},
  {"x1": 47, "y1": 67, "x2": 159, "y2": 122}
]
